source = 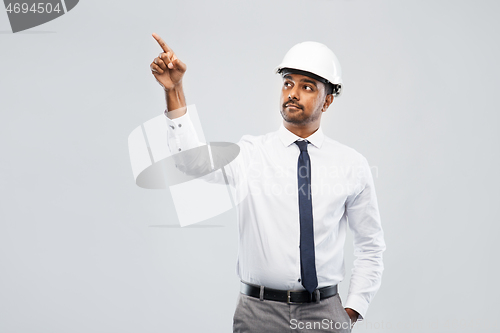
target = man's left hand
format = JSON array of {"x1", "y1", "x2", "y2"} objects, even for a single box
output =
[{"x1": 345, "y1": 308, "x2": 359, "y2": 327}]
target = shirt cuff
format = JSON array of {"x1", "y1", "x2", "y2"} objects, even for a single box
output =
[
  {"x1": 164, "y1": 107, "x2": 190, "y2": 133},
  {"x1": 164, "y1": 106, "x2": 187, "y2": 119},
  {"x1": 164, "y1": 105, "x2": 205, "y2": 154},
  {"x1": 344, "y1": 293, "x2": 369, "y2": 322}
]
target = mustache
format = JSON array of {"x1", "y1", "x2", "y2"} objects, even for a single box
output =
[{"x1": 283, "y1": 101, "x2": 303, "y2": 109}]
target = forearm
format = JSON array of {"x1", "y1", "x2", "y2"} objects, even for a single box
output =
[{"x1": 165, "y1": 85, "x2": 187, "y2": 117}]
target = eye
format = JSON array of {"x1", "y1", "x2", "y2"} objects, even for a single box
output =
[
  {"x1": 304, "y1": 85, "x2": 313, "y2": 91},
  {"x1": 284, "y1": 82, "x2": 292, "y2": 88}
]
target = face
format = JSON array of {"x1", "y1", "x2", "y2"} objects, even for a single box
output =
[{"x1": 280, "y1": 73, "x2": 330, "y2": 126}]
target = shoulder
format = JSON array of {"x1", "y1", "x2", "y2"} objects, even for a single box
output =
[
  {"x1": 322, "y1": 135, "x2": 367, "y2": 163},
  {"x1": 237, "y1": 130, "x2": 278, "y2": 148},
  {"x1": 322, "y1": 136, "x2": 375, "y2": 186}
]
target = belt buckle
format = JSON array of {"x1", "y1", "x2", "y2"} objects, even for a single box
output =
[{"x1": 287, "y1": 290, "x2": 302, "y2": 305}]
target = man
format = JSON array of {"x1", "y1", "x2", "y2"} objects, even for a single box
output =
[{"x1": 149, "y1": 33, "x2": 386, "y2": 333}]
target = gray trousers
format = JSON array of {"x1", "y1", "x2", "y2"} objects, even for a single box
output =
[{"x1": 233, "y1": 292, "x2": 352, "y2": 333}]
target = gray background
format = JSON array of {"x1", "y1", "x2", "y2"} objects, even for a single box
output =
[{"x1": 1, "y1": 0, "x2": 499, "y2": 332}]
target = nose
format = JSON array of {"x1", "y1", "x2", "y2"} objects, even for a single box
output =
[{"x1": 289, "y1": 85, "x2": 300, "y2": 101}]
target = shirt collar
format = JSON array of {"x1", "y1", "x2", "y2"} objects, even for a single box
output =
[{"x1": 278, "y1": 123, "x2": 325, "y2": 149}]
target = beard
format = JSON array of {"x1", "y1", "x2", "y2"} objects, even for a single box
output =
[{"x1": 280, "y1": 101, "x2": 321, "y2": 125}]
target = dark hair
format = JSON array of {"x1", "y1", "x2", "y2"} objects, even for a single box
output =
[{"x1": 279, "y1": 67, "x2": 338, "y2": 96}]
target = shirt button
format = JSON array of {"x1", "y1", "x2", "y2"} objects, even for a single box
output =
[
  {"x1": 178, "y1": 148, "x2": 182, "y2": 151},
  {"x1": 170, "y1": 125, "x2": 175, "y2": 129},
  {"x1": 178, "y1": 124, "x2": 182, "y2": 128},
  {"x1": 298, "y1": 279, "x2": 301, "y2": 282}
]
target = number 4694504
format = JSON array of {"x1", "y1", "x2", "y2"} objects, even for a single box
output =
[{"x1": 6, "y1": 2, "x2": 62, "y2": 14}]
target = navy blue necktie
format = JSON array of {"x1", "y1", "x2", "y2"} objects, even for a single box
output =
[{"x1": 295, "y1": 140, "x2": 318, "y2": 294}]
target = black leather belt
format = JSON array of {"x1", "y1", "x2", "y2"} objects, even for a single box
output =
[{"x1": 240, "y1": 281, "x2": 337, "y2": 304}]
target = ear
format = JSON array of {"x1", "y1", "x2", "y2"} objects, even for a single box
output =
[{"x1": 321, "y1": 94, "x2": 334, "y2": 112}]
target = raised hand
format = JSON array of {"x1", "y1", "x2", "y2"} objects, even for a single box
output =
[{"x1": 150, "y1": 33, "x2": 187, "y2": 91}]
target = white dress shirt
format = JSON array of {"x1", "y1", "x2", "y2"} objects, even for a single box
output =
[{"x1": 165, "y1": 105, "x2": 386, "y2": 320}]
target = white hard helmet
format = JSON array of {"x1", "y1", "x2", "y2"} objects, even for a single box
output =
[{"x1": 275, "y1": 41, "x2": 343, "y2": 96}]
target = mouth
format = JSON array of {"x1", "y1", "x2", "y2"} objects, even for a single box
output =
[{"x1": 285, "y1": 103, "x2": 302, "y2": 110}]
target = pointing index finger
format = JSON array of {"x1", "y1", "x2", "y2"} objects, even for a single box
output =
[{"x1": 152, "y1": 33, "x2": 172, "y2": 54}]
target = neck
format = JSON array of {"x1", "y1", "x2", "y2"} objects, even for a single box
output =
[{"x1": 283, "y1": 120, "x2": 320, "y2": 138}]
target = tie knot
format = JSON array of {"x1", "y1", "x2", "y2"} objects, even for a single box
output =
[{"x1": 295, "y1": 140, "x2": 309, "y2": 152}]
